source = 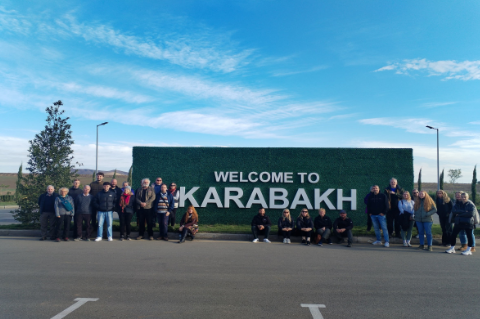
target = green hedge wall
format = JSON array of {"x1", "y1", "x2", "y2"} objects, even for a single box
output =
[{"x1": 132, "y1": 147, "x2": 414, "y2": 226}]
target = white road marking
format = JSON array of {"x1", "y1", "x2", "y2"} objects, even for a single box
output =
[
  {"x1": 51, "y1": 298, "x2": 99, "y2": 319},
  {"x1": 301, "y1": 304, "x2": 326, "y2": 319}
]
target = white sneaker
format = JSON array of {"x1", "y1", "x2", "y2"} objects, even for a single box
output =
[
  {"x1": 384, "y1": 242, "x2": 390, "y2": 248},
  {"x1": 282, "y1": 238, "x2": 286, "y2": 244},
  {"x1": 94, "y1": 237, "x2": 102, "y2": 242},
  {"x1": 372, "y1": 241, "x2": 382, "y2": 245},
  {"x1": 445, "y1": 246, "x2": 455, "y2": 254},
  {"x1": 403, "y1": 241, "x2": 408, "y2": 247},
  {"x1": 263, "y1": 239, "x2": 271, "y2": 243},
  {"x1": 461, "y1": 248, "x2": 472, "y2": 256},
  {"x1": 407, "y1": 241, "x2": 412, "y2": 247},
  {"x1": 252, "y1": 238, "x2": 259, "y2": 243},
  {"x1": 107, "y1": 237, "x2": 113, "y2": 242},
  {"x1": 287, "y1": 238, "x2": 291, "y2": 244}
]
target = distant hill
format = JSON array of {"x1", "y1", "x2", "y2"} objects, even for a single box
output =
[{"x1": 74, "y1": 169, "x2": 128, "y2": 175}]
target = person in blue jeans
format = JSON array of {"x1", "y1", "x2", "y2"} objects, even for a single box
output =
[
  {"x1": 414, "y1": 190, "x2": 437, "y2": 251},
  {"x1": 94, "y1": 182, "x2": 116, "y2": 242},
  {"x1": 366, "y1": 185, "x2": 390, "y2": 247}
]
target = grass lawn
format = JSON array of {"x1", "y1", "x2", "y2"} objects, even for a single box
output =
[{"x1": 0, "y1": 202, "x2": 17, "y2": 206}]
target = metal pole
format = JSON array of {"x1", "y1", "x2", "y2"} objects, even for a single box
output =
[
  {"x1": 437, "y1": 129, "x2": 440, "y2": 191},
  {"x1": 96, "y1": 125, "x2": 99, "y2": 176}
]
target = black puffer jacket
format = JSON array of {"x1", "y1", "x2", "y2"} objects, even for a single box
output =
[
  {"x1": 296, "y1": 216, "x2": 313, "y2": 229},
  {"x1": 314, "y1": 215, "x2": 332, "y2": 229},
  {"x1": 95, "y1": 190, "x2": 117, "y2": 212},
  {"x1": 278, "y1": 217, "x2": 294, "y2": 229}
]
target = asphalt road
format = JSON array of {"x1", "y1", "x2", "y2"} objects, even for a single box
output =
[
  {"x1": 0, "y1": 209, "x2": 120, "y2": 225},
  {"x1": 0, "y1": 237, "x2": 478, "y2": 319}
]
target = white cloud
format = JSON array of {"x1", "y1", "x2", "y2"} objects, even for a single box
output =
[
  {"x1": 55, "y1": 14, "x2": 253, "y2": 73},
  {"x1": 132, "y1": 69, "x2": 286, "y2": 105},
  {"x1": 0, "y1": 8, "x2": 254, "y2": 73},
  {"x1": 375, "y1": 58, "x2": 480, "y2": 81},
  {"x1": 59, "y1": 82, "x2": 153, "y2": 104},
  {"x1": 355, "y1": 140, "x2": 480, "y2": 183},
  {"x1": 421, "y1": 101, "x2": 457, "y2": 108},
  {"x1": 359, "y1": 117, "x2": 442, "y2": 134},
  {"x1": 272, "y1": 65, "x2": 328, "y2": 77}
]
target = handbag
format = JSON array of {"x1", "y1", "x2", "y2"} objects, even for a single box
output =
[
  {"x1": 457, "y1": 216, "x2": 474, "y2": 228},
  {"x1": 59, "y1": 197, "x2": 73, "y2": 212}
]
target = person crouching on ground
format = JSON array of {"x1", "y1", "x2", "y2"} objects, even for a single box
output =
[
  {"x1": 178, "y1": 206, "x2": 199, "y2": 244},
  {"x1": 398, "y1": 191, "x2": 414, "y2": 247},
  {"x1": 333, "y1": 210, "x2": 353, "y2": 247},
  {"x1": 278, "y1": 209, "x2": 294, "y2": 244},
  {"x1": 119, "y1": 186, "x2": 134, "y2": 241},
  {"x1": 94, "y1": 182, "x2": 116, "y2": 242},
  {"x1": 314, "y1": 208, "x2": 333, "y2": 246},
  {"x1": 445, "y1": 192, "x2": 476, "y2": 255},
  {"x1": 297, "y1": 209, "x2": 313, "y2": 246},
  {"x1": 74, "y1": 185, "x2": 94, "y2": 241},
  {"x1": 413, "y1": 190, "x2": 437, "y2": 251},
  {"x1": 54, "y1": 187, "x2": 75, "y2": 242},
  {"x1": 251, "y1": 208, "x2": 271, "y2": 243}
]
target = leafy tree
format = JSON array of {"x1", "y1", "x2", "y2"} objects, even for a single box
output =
[
  {"x1": 127, "y1": 165, "x2": 132, "y2": 186},
  {"x1": 14, "y1": 163, "x2": 22, "y2": 202},
  {"x1": 13, "y1": 101, "x2": 77, "y2": 225},
  {"x1": 448, "y1": 169, "x2": 462, "y2": 184},
  {"x1": 439, "y1": 169, "x2": 444, "y2": 190},
  {"x1": 418, "y1": 168, "x2": 422, "y2": 191},
  {"x1": 472, "y1": 166, "x2": 477, "y2": 205}
]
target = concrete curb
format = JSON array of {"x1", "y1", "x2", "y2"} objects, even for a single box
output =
[{"x1": 0, "y1": 229, "x2": 447, "y2": 245}]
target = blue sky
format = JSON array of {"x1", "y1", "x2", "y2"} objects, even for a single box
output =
[{"x1": 1, "y1": 1, "x2": 479, "y2": 182}]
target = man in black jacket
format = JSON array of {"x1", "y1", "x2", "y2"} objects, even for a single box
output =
[
  {"x1": 69, "y1": 179, "x2": 83, "y2": 238},
  {"x1": 314, "y1": 208, "x2": 333, "y2": 246},
  {"x1": 367, "y1": 185, "x2": 390, "y2": 247},
  {"x1": 384, "y1": 178, "x2": 404, "y2": 238},
  {"x1": 89, "y1": 172, "x2": 105, "y2": 229},
  {"x1": 332, "y1": 210, "x2": 353, "y2": 247},
  {"x1": 74, "y1": 185, "x2": 94, "y2": 241},
  {"x1": 94, "y1": 182, "x2": 116, "y2": 242},
  {"x1": 251, "y1": 208, "x2": 272, "y2": 243},
  {"x1": 38, "y1": 185, "x2": 58, "y2": 240},
  {"x1": 110, "y1": 179, "x2": 123, "y2": 214}
]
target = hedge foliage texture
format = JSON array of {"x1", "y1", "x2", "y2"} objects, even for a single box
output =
[{"x1": 133, "y1": 147, "x2": 413, "y2": 226}]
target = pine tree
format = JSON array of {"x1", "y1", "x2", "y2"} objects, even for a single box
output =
[
  {"x1": 92, "y1": 171, "x2": 96, "y2": 182},
  {"x1": 127, "y1": 165, "x2": 133, "y2": 186},
  {"x1": 14, "y1": 163, "x2": 23, "y2": 202},
  {"x1": 12, "y1": 101, "x2": 77, "y2": 225},
  {"x1": 472, "y1": 165, "x2": 477, "y2": 205},
  {"x1": 113, "y1": 169, "x2": 117, "y2": 180},
  {"x1": 439, "y1": 169, "x2": 444, "y2": 190},
  {"x1": 418, "y1": 168, "x2": 422, "y2": 191}
]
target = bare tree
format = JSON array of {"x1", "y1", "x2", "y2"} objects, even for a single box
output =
[{"x1": 448, "y1": 169, "x2": 462, "y2": 184}]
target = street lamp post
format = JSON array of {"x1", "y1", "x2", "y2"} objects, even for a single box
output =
[
  {"x1": 96, "y1": 122, "x2": 108, "y2": 176},
  {"x1": 426, "y1": 126, "x2": 439, "y2": 191}
]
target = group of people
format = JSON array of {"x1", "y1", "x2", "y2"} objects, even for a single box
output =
[
  {"x1": 363, "y1": 178, "x2": 478, "y2": 255},
  {"x1": 253, "y1": 207, "x2": 354, "y2": 246},
  {"x1": 37, "y1": 174, "x2": 478, "y2": 254},
  {"x1": 38, "y1": 172, "x2": 198, "y2": 244}
]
